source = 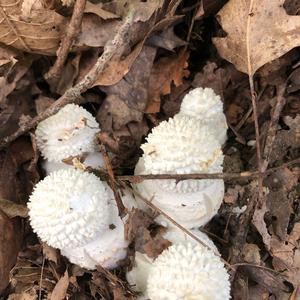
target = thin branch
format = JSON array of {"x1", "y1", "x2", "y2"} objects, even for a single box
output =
[
  {"x1": 45, "y1": 0, "x2": 87, "y2": 83},
  {"x1": 99, "y1": 143, "x2": 126, "y2": 218},
  {"x1": 0, "y1": 10, "x2": 135, "y2": 149},
  {"x1": 262, "y1": 83, "x2": 287, "y2": 171},
  {"x1": 246, "y1": 1, "x2": 263, "y2": 205},
  {"x1": 116, "y1": 157, "x2": 300, "y2": 182}
]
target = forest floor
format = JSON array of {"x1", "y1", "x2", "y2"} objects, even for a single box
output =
[{"x1": 0, "y1": 0, "x2": 299, "y2": 299}]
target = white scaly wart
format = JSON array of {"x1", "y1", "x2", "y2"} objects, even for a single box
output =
[
  {"x1": 35, "y1": 104, "x2": 104, "y2": 174},
  {"x1": 28, "y1": 168, "x2": 131, "y2": 269},
  {"x1": 134, "y1": 115, "x2": 224, "y2": 228},
  {"x1": 126, "y1": 228, "x2": 219, "y2": 297},
  {"x1": 147, "y1": 243, "x2": 230, "y2": 300}
]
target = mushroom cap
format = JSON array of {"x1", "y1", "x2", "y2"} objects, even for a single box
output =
[
  {"x1": 61, "y1": 199, "x2": 128, "y2": 270},
  {"x1": 28, "y1": 169, "x2": 110, "y2": 249},
  {"x1": 141, "y1": 114, "x2": 223, "y2": 176},
  {"x1": 35, "y1": 104, "x2": 100, "y2": 162},
  {"x1": 126, "y1": 229, "x2": 219, "y2": 296},
  {"x1": 61, "y1": 185, "x2": 137, "y2": 269},
  {"x1": 147, "y1": 243, "x2": 230, "y2": 300},
  {"x1": 179, "y1": 87, "x2": 227, "y2": 145},
  {"x1": 134, "y1": 158, "x2": 224, "y2": 228}
]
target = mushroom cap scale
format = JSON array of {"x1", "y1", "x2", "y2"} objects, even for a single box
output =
[
  {"x1": 147, "y1": 243, "x2": 230, "y2": 300},
  {"x1": 141, "y1": 114, "x2": 223, "y2": 176},
  {"x1": 35, "y1": 104, "x2": 100, "y2": 162},
  {"x1": 61, "y1": 193, "x2": 129, "y2": 270},
  {"x1": 28, "y1": 169, "x2": 110, "y2": 249}
]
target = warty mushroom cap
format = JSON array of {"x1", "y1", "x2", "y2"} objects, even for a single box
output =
[
  {"x1": 61, "y1": 185, "x2": 137, "y2": 270},
  {"x1": 28, "y1": 169, "x2": 110, "y2": 249},
  {"x1": 141, "y1": 114, "x2": 223, "y2": 177},
  {"x1": 147, "y1": 243, "x2": 230, "y2": 300},
  {"x1": 35, "y1": 104, "x2": 100, "y2": 162},
  {"x1": 126, "y1": 229, "x2": 219, "y2": 297},
  {"x1": 179, "y1": 87, "x2": 227, "y2": 145}
]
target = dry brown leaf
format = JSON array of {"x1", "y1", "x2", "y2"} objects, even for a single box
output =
[
  {"x1": 50, "y1": 270, "x2": 69, "y2": 300},
  {"x1": 7, "y1": 291, "x2": 37, "y2": 300},
  {"x1": 84, "y1": 2, "x2": 119, "y2": 19},
  {"x1": 213, "y1": 0, "x2": 300, "y2": 75},
  {"x1": 42, "y1": 243, "x2": 58, "y2": 264},
  {"x1": 0, "y1": 198, "x2": 28, "y2": 218},
  {"x1": 0, "y1": 211, "x2": 20, "y2": 294},
  {"x1": 146, "y1": 50, "x2": 190, "y2": 113},
  {"x1": 271, "y1": 223, "x2": 300, "y2": 286},
  {"x1": 94, "y1": 42, "x2": 144, "y2": 86},
  {"x1": 0, "y1": 0, "x2": 66, "y2": 55}
]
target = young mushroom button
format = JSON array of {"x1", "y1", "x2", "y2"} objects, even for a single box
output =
[
  {"x1": 28, "y1": 169, "x2": 110, "y2": 249},
  {"x1": 35, "y1": 104, "x2": 104, "y2": 173}
]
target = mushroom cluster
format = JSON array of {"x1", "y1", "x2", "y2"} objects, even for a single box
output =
[
  {"x1": 127, "y1": 87, "x2": 231, "y2": 299},
  {"x1": 134, "y1": 87, "x2": 227, "y2": 228},
  {"x1": 29, "y1": 104, "x2": 135, "y2": 269}
]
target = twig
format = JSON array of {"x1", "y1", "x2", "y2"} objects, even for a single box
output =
[
  {"x1": 262, "y1": 83, "x2": 286, "y2": 171},
  {"x1": 246, "y1": 1, "x2": 263, "y2": 206},
  {"x1": 45, "y1": 0, "x2": 87, "y2": 83},
  {"x1": 116, "y1": 157, "x2": 300, "y2": 182},
  {"x1": 99, "y1": 143, "x2": 126, "y2": 218},
  {"x1": 131, "y1": 189, "x2": 234, "y2": 270},
  {"x1": 38, "y1": 256, "x2": 45, "y2": 300},
  {"x1": 0, "y1": 10, "x2": 135, "y2": 149}
]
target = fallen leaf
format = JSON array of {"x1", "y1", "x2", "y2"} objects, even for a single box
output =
[
  {"x1": 271, "y1": 223, "x2": 300, "y2": 286},
  {"x1": 94, "y1": 42, "x2": 144, "y2": 86},
  {"x1": 0, "y1": 0, "x2": 66, "y2": 55},
  {"x1": 101, "y1": 46, "x2": 157, "y2": 112},
  {"x1": 50, "y1": 270, "x2": 69, "y2": 300},
  {"x1": 42, "y1": 243, "x2": 58, "y2": 264},
  {"x1": 0, "y1": 198, "x2": 28, "y2": 218},
  {"x1": 7, "y1": 291, "x2": 37, "y2": 300},
  {"x1": 147, "y1": 26, "x2": 187, "y2": 51},
  {"x1": 146, "y1": 50, "x2": 190, "y2": 113},
  {"x1": 213, "y1": 0, "x2": 300, "y2": 75},
  {"x1": 0, "y1": 211, "x2": 20, "y2": 294},
  {"x1": 84, "y1": 2, "x2": 119, "y2": 19},
  {"x1": 97, "y1": 94, "x2": 143, "y2": 131}
]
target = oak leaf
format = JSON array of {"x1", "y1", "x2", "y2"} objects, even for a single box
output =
[{"x1": 213, "y1": 0, "x2": 300, "y2": 75}]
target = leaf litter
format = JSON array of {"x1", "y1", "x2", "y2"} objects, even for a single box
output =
[{"x1": 0, "y1": 0, "x2": 299, "y2": 299}]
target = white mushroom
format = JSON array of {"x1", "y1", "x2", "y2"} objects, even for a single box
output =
[
  {"x1": 134, "y1": 113, "x2": 224, "y2": 228},
  {"x1": 28, "y1": 169, "x2": 131, "y2": 269},
  {"x1": 179, "y1": 87, "x2": 227, "y2": 144},
  {"x1": 126, "y1": 228, "x2": 219, "y2": 297},
  {"x1": 35, "y1": 104, "x2": 104, "y2": 173},
  {"x1": 147, "y1": 243, "x2": 230, "y2": 300}
]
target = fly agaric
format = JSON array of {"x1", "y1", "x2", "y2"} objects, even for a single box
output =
[
  {"x1": 126, "y1": 228, "x2": 219, "y2": 297},
  {"x1": 134, "y1": 113, "x2": 224, "y2": 228},
  {"x1": 35, "y1": 104, "x2": 104, "y2": 174},
  {"x1": 147, "y1": 243, "x2": 230, "y2": 300},
  {"x1": 28, "y1": 168, "x2": 130, "y2": 269}
]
